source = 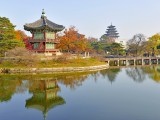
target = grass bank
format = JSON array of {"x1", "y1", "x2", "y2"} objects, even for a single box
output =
[{"x1": 0, "y1": 58, "x2": 106, "y2": 68}]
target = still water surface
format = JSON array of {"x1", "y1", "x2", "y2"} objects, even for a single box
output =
[{"x1": 0, "y1": 65, "x2": 160, "y2": 120}]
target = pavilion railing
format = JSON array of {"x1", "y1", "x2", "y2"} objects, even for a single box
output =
[{"x1": 28, "y1": 38, "x2": 60, "y2": 42}]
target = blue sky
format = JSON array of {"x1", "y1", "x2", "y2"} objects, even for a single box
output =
[{"x1": 1, "y1": 0, "x2": 160, "y2": 40}]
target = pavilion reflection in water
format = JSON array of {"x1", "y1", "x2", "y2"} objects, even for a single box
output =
[{"x1": 25, "y1": 79, "x2": 66, "y2": 120}]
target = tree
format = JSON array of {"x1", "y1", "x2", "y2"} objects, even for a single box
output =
[
  {"x1": 92, "y1": 41, "x2": 104, "y2": 53},
  {"x1": 15, "y1": 31, "x2": 21, "y2": 40},
  {"x1": 99, "y1": 35, "x2": 108, "y2": 42},
  {"x1": 71, "y1": 33, "x2": 87, "y2": 53},
  {"x1": 17, "y1": 30, "x2": 28, "y2": 40},
  {"x1": 106, "y1": 42, "x2": 124, "y2": 55},
  {"x1": 91, "y1": 36, "x2": 109, "y2": 54},
  {"x1": 23, "y1": 37, "x2": 32, "y2": 49},
  {"x1": 85, "y1": 37, "x2": 97, "y2": 53},
  {"x1": 99, "y1": 35, "x2": 115, "y2": 44},
  {"x1": 147, "y1": 33, "x2": 160, "y2": 55},
  {"x1": 57, "y1": 26, "x2": 87, "y2": 52},
  {"x1": 128, "y1": 34, "x2": 146, "y2": 55},
  {"x1": 0, "y1": 17, "x2": 25, "y2": 56},
  {"x1": 0, "y1": 17, "x2": 16, "y2": 40},
  {"x1": 88, "y1": 37, "x2": 98, "y2": 44},
  {"x1": 0, "y1": 39, "x2": 25, "y2": 52},
  {"x1": 15, "y1": 30, "x2": 28, "y2": 41}
]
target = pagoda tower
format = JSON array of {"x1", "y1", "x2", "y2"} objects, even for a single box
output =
[
  {"x1": 24, "y1": 9, "x2": 65, "y2": 56},
  {"x1": 105, "y1": 23, "x2": 119, "y2": 39}
]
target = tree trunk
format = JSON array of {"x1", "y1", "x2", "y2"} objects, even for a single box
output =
[{"x1": 136, "y1": 48, "x2": 137, "y2": 56}]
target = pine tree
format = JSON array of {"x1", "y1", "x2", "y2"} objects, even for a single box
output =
[{"x1": 0, "y1": 17, "x2": 25, "y2": 56}]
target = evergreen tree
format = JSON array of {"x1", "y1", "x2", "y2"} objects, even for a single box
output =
[
  {"x1": 0, "y1": 17, "x2": 16, "y2": 40},
  {"x1": 0, "y1": 17, "x2": 25, "y2": 56}
]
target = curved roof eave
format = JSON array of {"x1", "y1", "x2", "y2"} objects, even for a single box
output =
[{"x1": 24, "y1": 25, "x2": 65, "y2": 31}]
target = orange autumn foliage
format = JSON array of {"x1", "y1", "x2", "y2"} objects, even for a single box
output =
[
  {"x1": 15, "y1": 31, "x2": 21, "y2": 40},
  {"x1": 18, "y1": 30, "x2": 28, "y2": 39},
  {"x1": 14, "y1": 30, "x2": 28, "y2": 40},
  {"x1": 57, "y1": 26, "x2": 87, "y2": 52}
]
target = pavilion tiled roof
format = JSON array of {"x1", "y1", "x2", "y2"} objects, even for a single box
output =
[{"x1": 24, "y1": 9, "x2": 65, "y2": 31}]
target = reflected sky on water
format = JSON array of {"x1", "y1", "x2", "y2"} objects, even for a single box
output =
[{"x1": 0, "y1": 65, "x2": 160, "y2": 120}]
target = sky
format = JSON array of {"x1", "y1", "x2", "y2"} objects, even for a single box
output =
[{"x1": 1, "y1": 0, "x2": 160, "y2": 40}]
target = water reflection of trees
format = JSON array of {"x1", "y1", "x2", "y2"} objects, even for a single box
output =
[
  {"x1": 141, "y1": 66, "x2": 160, "y2": 82},
  {"x1": 126, "y1": 67, "x2": 146, "y2": 83},
  {"x1": 0, "y1": 72, "x2": 97, "y2": 119},
  {"x1": 59, "y1": 74, "x2": 90, "y2": 90},
  {"x1": 0, "y1": 80, "x2": 28, "y2": 102},
  {"x1": 99, "y1": 68, "x2": 121, "y2": 83},
  {"x1": 126, "y1": 65, "x2": 160, "y2": 83},
  {"x1": 0, "y1": 72, "x2": 96, "y2": 102}
]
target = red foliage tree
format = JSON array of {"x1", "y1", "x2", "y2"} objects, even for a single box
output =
[{"x1": 23, "y1": 37, "x2": 32, "y2": 49}]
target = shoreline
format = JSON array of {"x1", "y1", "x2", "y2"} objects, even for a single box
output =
[{"x1": 0, "y1": 64, "x2": 109, "y2": 73}]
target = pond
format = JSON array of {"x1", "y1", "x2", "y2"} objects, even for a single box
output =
[{"x1": 0, "y1": 65, "x2": 160, "y2": 120}]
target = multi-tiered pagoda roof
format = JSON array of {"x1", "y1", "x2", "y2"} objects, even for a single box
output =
[{"x1": 105, "y1": 24, "x2": 119, "y2": 38}]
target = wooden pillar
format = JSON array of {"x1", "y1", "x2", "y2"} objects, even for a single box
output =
[
  {"x1": 55, "y1": 43, "x2": 56, "y2": 49},
  {"x1": 44, "y1": 32, "x2": 46, "y2": 39},
  {"x1": 142, "y1": 59, "x2": 144, "y2": 65},
  {"x1": 149, "y1": 59, "x2": 151, "y2": 65},
  {"x1": 85, "y1": 52, "x2": 86, "y2": 58},
  {"x1": 88, "y1": 52, "x2": 89, "y2": 57},
  {"x1": 117, "y1": 60, "x2": 119, "y2": 66},
  {"x1": 157, "y1": 59, "x2": 159, "y2": 64},
  {"x1": 32, "y1": 32, "x2": 34, "y2": 39}
]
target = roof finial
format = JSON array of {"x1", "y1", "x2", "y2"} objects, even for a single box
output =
[
  {"x1": 41, "y1": 8, "x2": 47, "y2": 19},
  {"x1": 111, "y1": 22, "x2": 112, "y2": 25},
  {"x1": 43, "y1": 109, "x2": 48, "y2": 120},
  {"x1": 42, "y1": 8, "x2": 45, "y2": 14}
]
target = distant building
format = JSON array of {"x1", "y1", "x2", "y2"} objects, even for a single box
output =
[
  {"x1": 105, "y1": 24, "x2": 119, "y2": 39},
  {"x1": 105, "y1": 23, "x2": 127, "y2": 48},
  {"x1": 115, "y1": 39, "x2": 127, "y2": 48}
]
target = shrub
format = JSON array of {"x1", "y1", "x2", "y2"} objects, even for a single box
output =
[
  {"x1": 7, "y1": 47, "x2": 39, "y2": 67},
  {"x1": 57, "y1": 52, "x2": 71, "y2": 63}
]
